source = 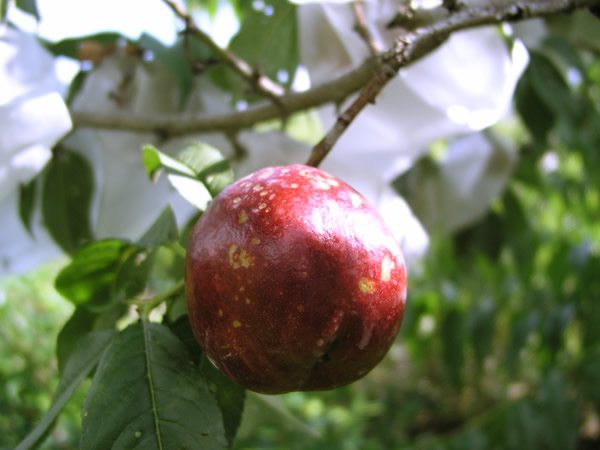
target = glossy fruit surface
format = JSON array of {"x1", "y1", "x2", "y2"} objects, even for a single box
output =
[{"x1": 185, "y1": 164, "x2": 407, "y2": 394}]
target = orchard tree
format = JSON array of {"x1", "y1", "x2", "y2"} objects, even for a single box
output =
[{"x1": 2, "y1": 0, "x2": 600, "y2": 448}]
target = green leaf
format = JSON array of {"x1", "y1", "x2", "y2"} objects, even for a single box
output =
[
  {"x1": 200, "y1": 354, "x2": 246, "y2": 446},
  {"x1": 170, "y1": 316, "x2": 246, "y2": 446},
  {"x1": 186, "y1": 0, "x2": 219, "y2": 17},
  {"x1": 55, "y1": 239, "x2": 131, "y2": 311},
  {"x1": 441, "y1": 307, "x2": 465, "y2": 388},
  {"x1": 16, "y1": 331, "x2": 115, "y2": 450},
  {"x1": 138, "y1": 33, "x2": 210, "y2": 108},
  {"x1": 18, "y1": 177, "x2": 37, "y2": 236},
  {"x1": 536, "y1": 371, "x2": 579, "y2": 450},
  {"x1": 213, "y1": 0, "x2": 298, "y2": 101},
  {"x1": 44, "y1": 33, "x2": 127, "y2": 59},
  {"x1": 515, "y1": 66, "x2": 555, "y2": 143},
  {"x1": 42, "y1": 149, "x2": 94, "y2": 256},
  {"x1": 142, "y1": 144, "x2": 213, "y2": 210},
  {"x1": 16, "y1": 0, "x2": 39, "y2": 19},
  {"x1": 81, "y1": 321, "x2": 227, "y2": 449},
  {"x1": 1, "y1": 0, "x2": 8, "y2": 23},
  {"x1": 56, "y1": 307, "x2": 99, "y2": 374},
  {"x1": 113, "y1": 246, "x2": 157, "y2": 301},
  {"x1": 138, "y1": 205, "x2": 179, "y2": 247},
  {"x1": 178, "y1": 142, "x2": 234, "y2": 197},
  {"x1": 56, "y1": 305, "x2": 127, "y2": 374},
  {"x1": 467, "y1": 298, "x2": 496, "y2": 368},
  {"x1": 528, "y1": 51, "x2": 577, "y2": 121}
]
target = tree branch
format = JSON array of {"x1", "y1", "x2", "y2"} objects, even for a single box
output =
[
  {"x1": 71, "y1": 0, "x2": 600, "y2": 166},
  {"x1": 71, "y1": 57, "x2": 379, "y2": 135},
  {"x1": 305, "y1": 0, "x2": 600, "y2": 167},
  {"x1": 352, "y1": 1, "x2": 384, "y2": 55},
  {"x1": 162, "y1": 0, "x2": 285, "y2": 101}
]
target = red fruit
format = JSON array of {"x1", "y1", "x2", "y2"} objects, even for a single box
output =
[{"x1": 185, "y1": 164, "x2": 407, "y2": 394}]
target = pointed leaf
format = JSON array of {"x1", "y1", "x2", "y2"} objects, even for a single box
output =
[
  {"x1": 170, "y1": 316, "x2": 245, "y2": 445},
  {"x1": 16, "y1": 331, "x2": 115, "y2": 450},
  {"x1": 142, "y1": 145, "x2": 213, "y2": 210},
  {"x1": 178, "y1": 143, "x2": 234, "y2": 197},
  {"x1": 55, "y1": 239, "x2": 128, "y2": 306},
  {"x1": 42, "y1": 149, "x2": 94, "y2": 255},
  {"x1": 528, "y1": 51, "x2": 576, "y2": 120},
  {"x1": 138, "y1": 205, "x2": 179, "y2": 247},
  {"x1": 18, "y1": 178, "x2": 37, "y2": 236},
  {"x1": 16, "y1": 0, "x2": 39, "y2": 20},
  {"x1": 81, "y1": 321, "x2": 227, "y2": 449},
  {"x1": 55, "y1": 239, "x2": 148, "y2": 311},
  {"x1": 56, "y1": 305, "x2": 127, "y2": 374},
  {"x1": 56, "y1": 307, "x2": 99, "y2": 374}
]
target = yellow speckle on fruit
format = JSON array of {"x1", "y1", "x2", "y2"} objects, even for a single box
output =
[
  {"x1": 241, "y1": 181, "x2": 252, "y2": 188},
  {"x1": 234, "y1": 295, "x2": 239, "y2": 301},
  {"x1": 251, "y1": 238, "x2": 261, "y2": 246},
  {"x1": 228, "y1": 245, "x2": 253, "y2": 269},
  {"x1": 260, "y1": 190, "x2": 268, "y2": 196},
  {"x1": 228, "y1": 245, "x2": 238, "y2": 266},
  {"x1": 239, "y1": 286, "x2": 245, "y2": 292},
  {"x1": 258, "y1": 203, "x2": 267, "y2": 210},
  {"x1": 358, "y1": 278, "x2": 376, "y2": 294},
  {"x1": 327, "y1": 178, "x2": 340, "y2": 187},
  {"x1": 239, "y1": 249, "x2": 252, "y2": 267},
  {"x1": 381, "y1": 256, "x2": 394, "y2": 282},
  {"x1": 238, "y1": 210, "x2": 248, "y2": 224},
  {"x1": 245, "y1": 298, "x2": 251, "y2": 304},
  {"x1": 218, "y1": 309, "x2": 223, "y2": 317},
  {"x1": 233, "y1": 320, "x2": 242, "y2": 328},
  {"x1": 291, "y1": 183, "x2": 299, "y2": 189},
  {"x1": 232, "y1": 197, "x2": 241, "y2": 205},
  {"x1": 350, "y1": 192, "x2": 363, "y2": 208},
  {"x1": 281, "y1": 168, "x2": 290, "y2": 173},
  {"x1": 252, "y1": 184, "x2": 264, "y2": 192}
]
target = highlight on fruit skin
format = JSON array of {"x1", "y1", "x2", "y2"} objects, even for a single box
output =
[{"x1": 185, "y1": 164, "x2": 407, "y2": 394}]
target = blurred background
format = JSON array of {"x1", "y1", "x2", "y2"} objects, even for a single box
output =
[{"x1": 1, "y1": 0, "x2": 600, "y2": 449}]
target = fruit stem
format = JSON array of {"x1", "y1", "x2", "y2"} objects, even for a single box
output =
[
  {"x1": 168, "y1": 242, "x2": 187, "y2": 259},
  {"x1": 137, "y1": 279, "x2": 185, "y2": 319}
]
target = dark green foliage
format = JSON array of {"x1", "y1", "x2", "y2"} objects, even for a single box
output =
[
  {"x1": 18, "y1": 177, "x2": 37, "y2": 236},
  {"x1": 41, "y1": 149, "x2": 95, "y2": 256},
  {"x1": 15, "y1": 0, "x2": 39, "y2": 20},
  {"x1": 211, "y1": 0, "x2": 298, "y2": 102},
  {"x1": 170, "y1": 316, "x2": 246, "y2": 446},
  {"x1": 80, "y1": 321, "x2": 227, "y2": 449},
  {"x1": 5, "y1": 8, "x2": 600, "y2": 450}
]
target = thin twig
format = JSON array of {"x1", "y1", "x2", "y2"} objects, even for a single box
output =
[
  {"x1": 71, "y1": 0, "x2": 600, "y2": 155},
  {"x1": 71, "y1": 56, "x2": 380, "y2": 134},
  {"x1": 352, "y1": 2, "x2": 384, "y2": 55},
  {"x1": 162, "y1": 0, "x2": 285, "y2": 101},
  {"x1": 305, "y1": 0, "x2": 599, "y2": 167}
]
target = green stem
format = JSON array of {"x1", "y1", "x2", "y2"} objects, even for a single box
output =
[
  {"x1": 139, "y1": 279, "x2": 185, "y2": 318},
  {"x1": 168, "y1": 242, "x2": 187, "y2": 259}
]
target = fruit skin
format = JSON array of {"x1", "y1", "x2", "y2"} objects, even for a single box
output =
[{"x1": 185, "y1": 164, "x2": 407, "y2": 394}]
